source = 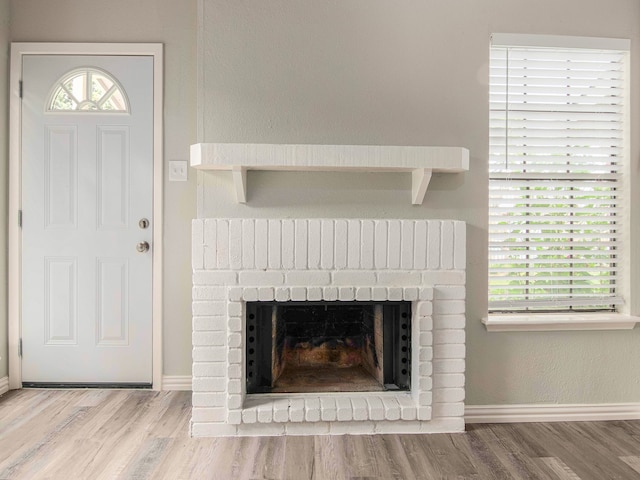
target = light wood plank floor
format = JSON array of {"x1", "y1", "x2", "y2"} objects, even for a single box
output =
[{"x1": 2, "y1": 389, "x2": 640, "y2": 479}]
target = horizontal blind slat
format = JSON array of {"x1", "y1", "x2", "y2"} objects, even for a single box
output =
[
  {"x1": 492, "y1": 49, "x2": 624, "y2": 62},
  {"x1": 491, "y1": 110, "x2": 622, "y2": 122},
  {"x1": 489, "y1": 297, "x2": 623, "y2": 310},
  {"x1": 489, "y1": 179, "x2": 619, "y2": 188},
  {"x1": 490, "y1": 234, "x2": 618, "y2": 242},
  {"x1": 490, "y1": 242, "x2": 617, "y2": 249},
  {"x1": 489, "y1": 256, "x2": 619, "y2": 263},
  {"x1": 489, "y1": 102, "x2": 622, "y2": 113},
  {"x1": 491, "y1": 134, "x2": 621, "y2": 142},
  {"x1": 490, "y1": 118, "x2": 622, "y2": 127},
  {"x1": 490, "y1": 94, "x2": 623, "y2": 106},
  {"x1": 488, "y1": 172, "x2": 620, "y2": 181},
  {"x1": 490, "y1": 129, "x2": 623, "y2": 140},
  {"x1": 490, "y1": 267, "x2": 619, "y2": 273},
  {"x1": 491, "y1": 69, "x2": 622, "y2": 81}
]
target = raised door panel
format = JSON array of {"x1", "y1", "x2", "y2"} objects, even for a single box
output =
[
  {"x1": 97, "y1": 126, "x2": 129, "y2": 230},
  {"x1": 44, "y1": 257, "x2": 77, "y2": 344},
  {"x1": 45, "y1": 126, "x2": 77, "y2": 229},
  {"x1": 97, "y1": 258, "x2": 129, "y2": 346}
]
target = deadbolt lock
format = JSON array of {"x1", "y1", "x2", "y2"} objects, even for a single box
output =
[{"x1": 139, "y1": 218, "x2": 150, "y2": 229}]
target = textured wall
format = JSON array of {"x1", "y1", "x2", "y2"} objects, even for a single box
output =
[
  {"x1": 0, "y1": 0, "x2": 9, "y2": 379},
  {"x1": 4, "y1": 0, "x2": 640, "y2": 404},
  {"x1": 198, "y1": 0, "x2": 640, "y2": 405}
]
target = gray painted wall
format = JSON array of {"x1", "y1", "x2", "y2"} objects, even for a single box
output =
[
  {"x1": 0, "y1": 0, "x2": 9, "y2": 379},
  {"x1": 2, "y1": 0, "x2": 639, "y2": 405},
  {"x1": 198, "y1": 0, "x2": 640, "y2": 405},
  {"x1": 9, "y1": 0, "x2": 197, "y2": 377}
]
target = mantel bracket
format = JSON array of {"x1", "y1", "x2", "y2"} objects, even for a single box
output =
[
  {"x1": 231, "y1": 166, "x2": 247, "y2": 203},
  {"x1": 412, "y1": 168, "x2": 433, "y2": 205}
]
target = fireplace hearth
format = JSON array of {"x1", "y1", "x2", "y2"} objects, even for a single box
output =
[{"x1": 246, "y1": 301, "x2": 411, "y2": 394}]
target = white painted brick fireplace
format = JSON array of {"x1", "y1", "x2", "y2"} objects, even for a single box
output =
[{"x1": 191, "y1": 218, "x2": 466, "y2": 436}]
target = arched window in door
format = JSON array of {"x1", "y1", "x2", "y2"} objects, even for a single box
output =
[{"x1": 47, "y1": 67, "x2": 129, "y2": 113}]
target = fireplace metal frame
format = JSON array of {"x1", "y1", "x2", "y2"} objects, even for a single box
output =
[{"x1": 245, "y1": 300, "x2": 411, "y2": 394}]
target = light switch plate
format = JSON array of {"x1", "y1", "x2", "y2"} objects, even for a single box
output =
[{"x1": 169, "y1": 160, "x2": 188, "y2": 181}]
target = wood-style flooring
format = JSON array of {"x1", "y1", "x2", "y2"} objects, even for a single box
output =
[{"x1": 1, "y1": 389, "x2": 640, "y2": 479}]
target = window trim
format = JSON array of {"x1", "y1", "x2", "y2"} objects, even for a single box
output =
[
  {"x1": 483, "y1": 313, "x2": 640, "y2": 332},
  {"x1": 485, "y1": 33, "x2": 635, "y2": 331},
  {"x1": 491, "y1": 33, "x2": 630, "y2": 51}
]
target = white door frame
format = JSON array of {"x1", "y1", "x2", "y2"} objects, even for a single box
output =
[{"x1": 9, "y1": 43, "x2": 164, "y2": 390}]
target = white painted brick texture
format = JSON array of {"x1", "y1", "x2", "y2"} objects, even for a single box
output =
[
  {"x1": 195, "y1": 219, "x2": 465, "y2": 272},
  {"x1": 191, "y1": 218, "x2": 466, "y2": 437}
]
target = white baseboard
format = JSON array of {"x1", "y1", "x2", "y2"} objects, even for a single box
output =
[
  {"x1": 162, "y1": 375, "x2": 192, "y2": 391},
  {"x1": 465, "y1": 403, "x2": 640, "y2": 423},
  {"x1": 5, "y1": 375, "x2": 639, "y2": 424},
  {"x1": 0, "y1": 376, "x2": 9, "y2": 396}
]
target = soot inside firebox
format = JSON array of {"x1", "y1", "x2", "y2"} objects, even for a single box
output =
[{"x1": 246, "y1": 301, "x2": 411, "y2": 394}]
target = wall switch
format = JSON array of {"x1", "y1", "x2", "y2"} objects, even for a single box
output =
[{"x1": 169, "y1": 160, "x2": 188, "y2": 182}]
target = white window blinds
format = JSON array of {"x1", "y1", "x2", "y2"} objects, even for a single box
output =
[{"x1": 489, "y1": 37, "x2": 628, "y2": 312}]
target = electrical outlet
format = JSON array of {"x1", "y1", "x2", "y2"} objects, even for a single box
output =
[{"x1": 169, "y1": 160, "x2": 188, "y2": 182}]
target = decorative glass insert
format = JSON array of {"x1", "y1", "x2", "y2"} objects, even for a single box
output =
[{"x1": 47, "y1": 67, "x2": 129, "y2": 113}]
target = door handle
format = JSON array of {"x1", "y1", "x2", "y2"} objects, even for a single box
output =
[{"x1": 136, "y1": 241, "x2": 150, "y2": 253}]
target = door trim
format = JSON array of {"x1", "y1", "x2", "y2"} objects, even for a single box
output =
[{"x1": 9, "y1": 43, "x2": 164, "y2": 390}]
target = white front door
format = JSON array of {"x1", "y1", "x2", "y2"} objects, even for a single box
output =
[{"x1": 21, "y1": 55, "x2": 154, "y2": 384}]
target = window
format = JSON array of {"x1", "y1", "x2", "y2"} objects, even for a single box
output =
[
  {"x1": 47, "y1": 67, "x2": 129, "y2": 113},
  {"x1": 488, "y1": 34, "x2": 630, "y2": 314}
]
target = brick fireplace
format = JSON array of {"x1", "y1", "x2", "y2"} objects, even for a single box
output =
[{"x1": 191, "y1": 218, "x2": 466, "y2": 436}]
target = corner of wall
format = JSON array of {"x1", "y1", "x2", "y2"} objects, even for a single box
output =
[{"x1": 0, "y1": 0, "x2": 11, "y2": 379}]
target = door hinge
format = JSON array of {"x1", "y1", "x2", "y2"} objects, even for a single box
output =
[
  {"x1": 19, "y1": 80, "x2": 23, "y2": 99},
  {"x1": 18, "y1": 210, "x2": 22, "y2": 228},
  {"x1": 18, "y1": 338, "x2": 22, "y2": 357}
]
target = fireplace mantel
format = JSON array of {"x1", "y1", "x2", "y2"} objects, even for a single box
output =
[{"x1": 190, "y1": 143, "x2": 469, "y2": 205}]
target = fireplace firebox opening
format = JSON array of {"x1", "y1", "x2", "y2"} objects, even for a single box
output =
[{"x1": 245, "y1": 301, "x2": 411, "y2": 394}]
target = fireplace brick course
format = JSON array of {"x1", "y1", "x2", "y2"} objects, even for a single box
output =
[{"x1": 191, "y1": 218, "x2": 466, "y2": 436}]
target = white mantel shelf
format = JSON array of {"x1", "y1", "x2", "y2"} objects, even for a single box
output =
[{"x1": 190, "y1": 143, "x2": 469, "y2": 205}]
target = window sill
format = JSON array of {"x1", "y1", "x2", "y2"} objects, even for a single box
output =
[{"x1": 482, "y1": 313, "x2": 640, "y2": 332}]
